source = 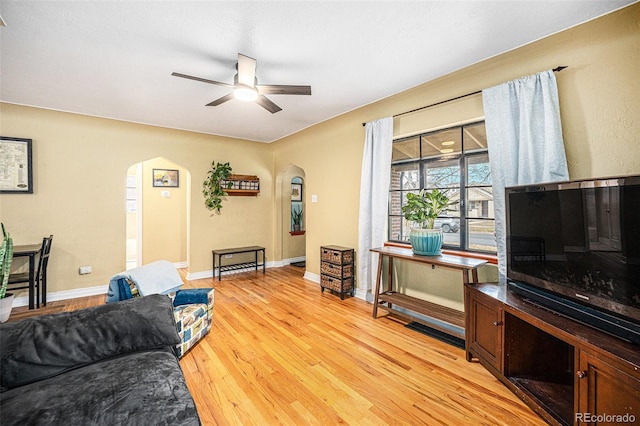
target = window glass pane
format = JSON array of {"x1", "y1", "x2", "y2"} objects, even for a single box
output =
[
  {"x1": 442, "y1": 228, "x2": 461, "y2": 248},
  {"x1": 390, "y1": 162, "x2": 419, "y2": 191},
  {"x1": 466, "y1": 153, "x2": 491, "y2": 186},
  {"x1": 463, "y1": 122, "x2": 487, "y2": 153},
  {"x1": 389, "y1": 216, "x2": 410, "y2": 243},
  {"x1": 467, "y1": 219, "x2": 496, "y2": 252},
  {"x1": 389, "y1": 191, "x2": 403, "y2": 216},
  {"x1": 466, "y1": 187, "x2": 494, "y2": 219},
  {"x1": 392, "y1": 136, "x2": 420, "y2": 162},
  {"x1": 388, "y1": 120, "x2": 492, "y2": 251},
  {"x1": 126, "y1": 200, "x2": 136, "y2": 213},
  {"x1": 422, "y1": 128, "x2": 461, "y2": 158},
  {"x1": 424, "y1": 158, "x2": 460, "y2": 189}
]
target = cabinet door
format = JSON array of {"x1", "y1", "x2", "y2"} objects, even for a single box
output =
[
  {"x1": 466, "y1": 288, "x2": 503, "y2": 372},
  {"x1": 577, "y1": 350, "x2": 640, "y2": 424}
]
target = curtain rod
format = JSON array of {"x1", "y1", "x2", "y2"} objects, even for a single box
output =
[{"x1": 362, "y1": 66, "x2": 567, "y2": 126}]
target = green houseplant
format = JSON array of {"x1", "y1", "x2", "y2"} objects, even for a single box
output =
[
  {"x1": 291, "y1": 206, "x2": 303, "y2": 231},
  {"x1": 202, "y1": 161, "x2": 233, "y2": 215},
  {"x1": 0, "y1": 223, "x2": 15, "y2": 322},
  {"x1": 401, "y1": 188, "x2": 456, "y2": 255}
]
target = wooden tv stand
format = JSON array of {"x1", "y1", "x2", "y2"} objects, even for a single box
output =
[{"x1": 465, "y1": 282, "x2": 640, "y2": 426}]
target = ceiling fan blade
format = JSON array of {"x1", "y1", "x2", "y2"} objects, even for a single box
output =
[
  {"x1": 237, "y1": 54, "x2": 257, "y2": 87},
  {"x1": 255, "y1": 95, "x2": 282, "y2": 114},
  {"x1": 256, "y1": 85, "x2": 312, "y2": 96},
  {"x1": 171, "y1": 72, "x2": 233, "y2": 88},
  {"x1": 206, "y1": 93, "x2": 234, "y2": 107}
]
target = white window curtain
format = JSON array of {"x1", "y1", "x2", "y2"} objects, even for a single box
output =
[
  {"x1": 483, "y1": 70, "x2": 569, "y2": 276},
  {"x1": 357, "y1": 117, "x2": 393, "y2": 294}
]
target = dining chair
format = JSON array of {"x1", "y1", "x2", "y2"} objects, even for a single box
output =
[{"x1": 8, "y1": 235, "x2": 53, "y2": 308}]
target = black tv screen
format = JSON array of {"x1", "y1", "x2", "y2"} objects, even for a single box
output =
[{"x1": 506, "y1": 175, "x2": 640, "y2": 324}]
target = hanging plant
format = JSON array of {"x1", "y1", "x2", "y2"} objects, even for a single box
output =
[{"x1": 202, "y1": 161, "x2": 233, "y2": 215}]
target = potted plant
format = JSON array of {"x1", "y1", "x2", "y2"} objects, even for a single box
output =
[
  {"x1": 0, "y1": 223, "x2": 15, "y2": 323},
  {"x1": 202, "y1": 161, "x2": 233, "y2": 215},
  {"x1": 291, "y1": 206, "x2": 303, "y2": 232},
  {"x1": 401, "y1": 188, "x2": 456, "y2": 256}
]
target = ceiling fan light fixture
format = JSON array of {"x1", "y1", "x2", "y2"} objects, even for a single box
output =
[{"x1": 234, "y1": 85, "x2": 258, "y2": 102}]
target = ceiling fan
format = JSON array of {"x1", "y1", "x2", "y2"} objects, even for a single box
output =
[{"x1": 172, "y1": 53, "x2": 311, "y2": 114}]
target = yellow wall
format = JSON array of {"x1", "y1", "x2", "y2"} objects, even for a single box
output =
[
  {"x1": 280, "y1": 166, "x2": 306, "y2": 261},
  {"x1": 0, "y1": 106, "x2": 273, "y2": 295},
  {"x1": 141, "y1": 157, "x2": 188, "y2": 265},
  {"x1": 1, "y1": 4, "x2": 638, "y2": 302},
  {"x1": 271, "y1": 4, "x2": 640, "y2": 301}
]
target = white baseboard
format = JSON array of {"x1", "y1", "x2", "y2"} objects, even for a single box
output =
[
  {"x1": 303, "y1": 271, "x2": 367, "y2": 301},
  {"x1": 12, "y1": 285, "x2": 109, "y2": 308},
  {"x1": 283, "y1": 256, "x2": 306, "y2": 265},
  {"x1": 12, "y1": 257, "x2": 327, "y2": 307},
  {"x1": 185, "y1": 260, "x2": 283, "y2": 281},
  {"x1": 303, "y1": 271, "x2": 320, "y2": 283}
]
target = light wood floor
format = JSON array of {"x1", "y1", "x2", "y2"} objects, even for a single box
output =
[{"x1": 8, "y1": 266, "x2": 545, "y2": 425}]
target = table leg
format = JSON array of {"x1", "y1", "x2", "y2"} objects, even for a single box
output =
[
  {"x1": 372, "y1": 253, "x2": 384, "y2": 318},
  {"x1": 218, "y1": 254, "x2": 223, "y2": 281},
  {"x1": 261, "y1": 249, "x2": 266, "y2": 274},
  {"x1": 471, "y1": 268, "x2": 479, "y2": 285},
  {"x1": 28, "y1": 254, "x2": 35, "y2": 310},
  {"x1": 387, "y1": 257, "x2": 394, "y2": 310}
]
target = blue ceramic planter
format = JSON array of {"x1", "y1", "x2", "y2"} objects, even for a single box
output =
[{"x1": 409, "y1": 228, "x2": 443, "y2": 256}]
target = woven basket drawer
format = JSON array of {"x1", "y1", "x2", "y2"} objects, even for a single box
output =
[
  {"x1": 321, "y1": 261, "x2": 353, "y2": 278},
  {"x1": 321, "y1": 247, "x2": 354, "y2": 264},
  {"x1": 321, "y1": 274, "x2": 353, "y2": 293}
]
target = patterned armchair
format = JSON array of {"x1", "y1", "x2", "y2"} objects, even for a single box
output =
[
  {"x1": 170, "y1": 288, "x2": 215, "y2": 357},
  {"x1": 106, "y1": 261, "x2": 214, "y2": 358}
]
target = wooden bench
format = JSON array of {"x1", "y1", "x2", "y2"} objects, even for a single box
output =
[{"x1": 212, "y1": 246, "x2": 266, "y2": 281}]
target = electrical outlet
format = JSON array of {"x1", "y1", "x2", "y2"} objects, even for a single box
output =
[{"x1": 79, "y1": 266, "x2": 92, "y2": 275}]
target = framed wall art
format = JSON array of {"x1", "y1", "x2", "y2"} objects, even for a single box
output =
[
  {"x1": 153, "y1": 168, "x2": 179, "y2": 187},
  {"x1": 291, "y1": 183, "x2": 302, "y2": 201},
  {"x1": 0, "y1": 136, "x2": 33, "y2": 194}
]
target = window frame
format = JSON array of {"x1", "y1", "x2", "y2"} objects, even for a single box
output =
[{"x1": 388, "y1": 120, "x2": 495, "y2": 254}]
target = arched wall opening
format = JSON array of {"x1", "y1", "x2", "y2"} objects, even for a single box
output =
[
  {"x1": 276, "y1": 164, "x2": 306, "y2": 266},
  {"x1": 126, "y1": 157, "x2": 191, "y2": 270}
]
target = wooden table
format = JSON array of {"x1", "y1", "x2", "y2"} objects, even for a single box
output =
[
  {"x1": 370, "y1": 246, "x2": 487, "y2": 339},
  {"x1": 13, "y1": 244, "x2": 42, "y2": 310},
  {"x1": 212, "y1": 246, "x2": 266, "y2": 281}
]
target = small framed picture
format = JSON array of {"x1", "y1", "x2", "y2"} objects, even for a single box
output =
[
  {"x1": 153, "y1": 169, "x2": 179, "y2": 187},
  {"x1": 0, "y1": 137, "x2": 33, "y2": 194},
  {"x1": 291, "y1": 183, "x2": 302, "y2": 201}
]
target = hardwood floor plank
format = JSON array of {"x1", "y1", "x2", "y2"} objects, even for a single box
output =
[{"x1": 7, "y1": 266, "x2": 545, "y2": 425}]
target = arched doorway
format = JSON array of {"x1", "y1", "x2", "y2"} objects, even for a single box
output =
[
  {"x1": 276, "y1": 164, "x2": 306, "y2": 268},
  {"x1": 126, "y1": 157, "x2": 190, "y2": 269}
]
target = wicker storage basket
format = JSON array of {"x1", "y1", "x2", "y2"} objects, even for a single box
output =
[
  {"x1": 320, "y1": 261, "x2": 353, "y2": 278},
  {"x1": 321, "y1": 275, "x2": 353, "y2": 293},
  {"x1": 321, "y1": 247, "x2": 353, "y2": 264}
]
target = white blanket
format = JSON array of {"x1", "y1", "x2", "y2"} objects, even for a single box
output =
[{"x1": 106, "y1": 260, "x2": 183, "y2": 302}]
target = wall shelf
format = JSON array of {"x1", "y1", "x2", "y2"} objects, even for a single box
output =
[{"x1": 222, "y1": 174, "x2": 260, "y2": 196}]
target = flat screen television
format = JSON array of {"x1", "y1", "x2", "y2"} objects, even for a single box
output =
[{"x1": 505, "y1": 175, "x2": 640, "y2": 344}]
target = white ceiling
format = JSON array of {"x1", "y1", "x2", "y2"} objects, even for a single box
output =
[{"x1": 0, "y1": 1, "x2": 635, "y2": 143}]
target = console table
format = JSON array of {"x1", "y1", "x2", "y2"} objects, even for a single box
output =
[
  {"x1": 371, "y1": 246, "x2": 487, "y2": 339},
  {"x1": 212, "y1": 246, "x2": 265, "y2": 281}
]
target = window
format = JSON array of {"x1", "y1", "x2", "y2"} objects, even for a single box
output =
[{"x1": 388, "y1": 121, "x2": 496, "y2": 253}]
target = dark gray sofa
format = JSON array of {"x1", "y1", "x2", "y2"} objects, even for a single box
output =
[{"x1": 0, "y1": 294, "x2": 200, "y2": 425}]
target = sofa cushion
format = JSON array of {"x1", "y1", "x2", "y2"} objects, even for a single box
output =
[
  {"x1": 0, "y1": 348, "x2": 200, "y2": 426},
  {"x1": 0, "y1": 294, "x2": 180, "y2": 390}
]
